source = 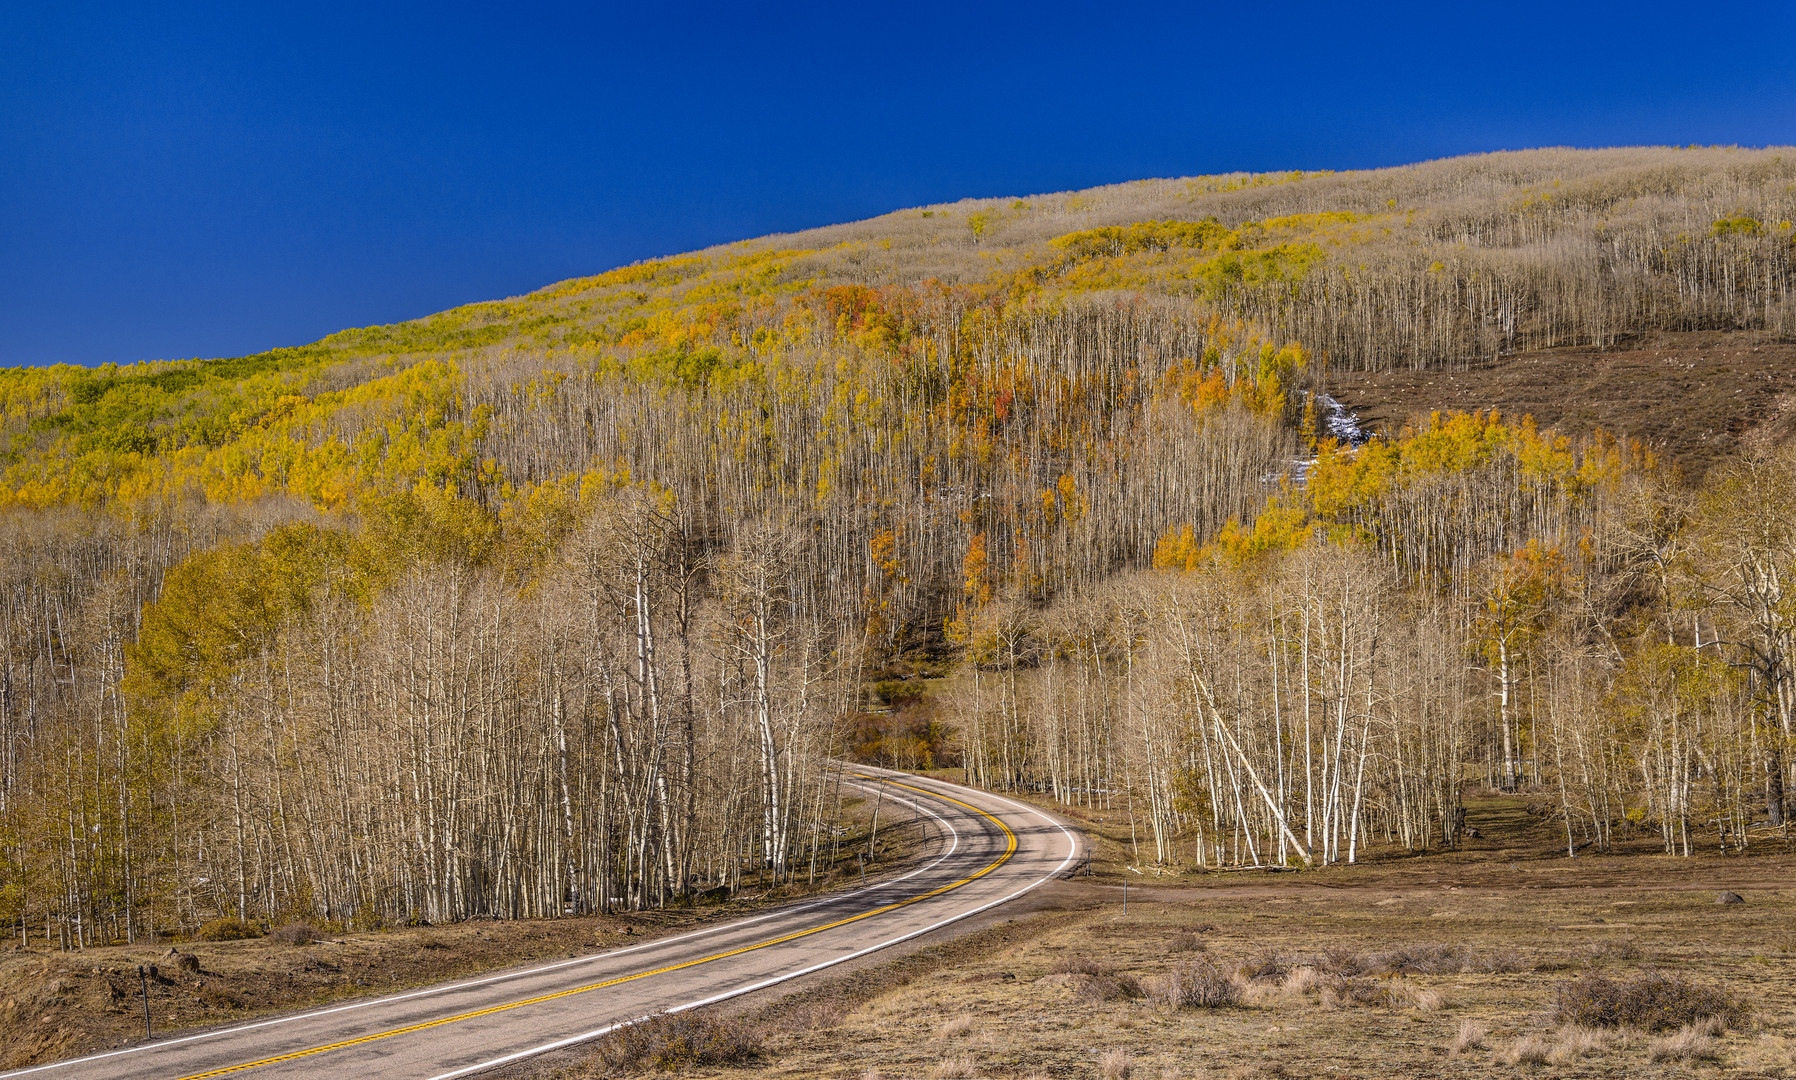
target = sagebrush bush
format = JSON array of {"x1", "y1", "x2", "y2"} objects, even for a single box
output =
[
  {"x1": 779, "y1": 999, "x2": 847, "y2": 1032},
  {"x1": 1552, "y1": 972, "x2": 1747, "y2": 1032},
  {"x1": 1369, "y1": 943, "x2": 1464, "y2": 975},
  {"x1": 1076, "y1": 972, "x2": 1143, "y2": 1004},
  {"x1": 198, "y1": 985, "x2": 244, "y2": 1009},
  {"x1": 270, "y1": 922, "x2": 322, "y2": 945},
  {"x1": 1237, "y1": 949, "x2": 1287, "y2": 981},
  {"x1": 591, "y1": 1011, "x2": 762, "y2": 1075},
  {"x1": 1146, "y1": 959, "x2": 1241, "y2": 1009},
  {"x1": 1581, "y1": 938, "x2": 1643, "y2": 964},
  {"x1": 1312, "y1": 943, "x2": 1524, "y2": 977}
]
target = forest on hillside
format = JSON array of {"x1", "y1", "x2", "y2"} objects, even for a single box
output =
[{"x1": 2, "y1": 146, "x2": 1795, "y2": 948}]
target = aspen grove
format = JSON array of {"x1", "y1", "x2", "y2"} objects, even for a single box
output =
[{"x1": 3, "y1": 147, "x2": 1796, "y2": 947}]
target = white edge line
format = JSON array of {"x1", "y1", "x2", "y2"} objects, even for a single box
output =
[
  {"x1": 0, "y1": 777, "x2": 955, "y2": 1079},
  {"x1": 424, "y1": 775, "x2": 1080, "y2": 1080}
]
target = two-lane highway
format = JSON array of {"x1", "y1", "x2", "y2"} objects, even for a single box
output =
[{"x1": 8, "y1": 769, "x2": 1079, "y2": 1080}]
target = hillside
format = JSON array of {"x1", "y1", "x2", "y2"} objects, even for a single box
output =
[
  {"x1": 1329, "y1": 329, "x2": 1796, "y2": 480},
  {"x1": 4, "y1": 146, "x2": 1793, "y2": 514},
  {"x1": 3, "y1": 147, "x2": 1796, "y2": 961}
]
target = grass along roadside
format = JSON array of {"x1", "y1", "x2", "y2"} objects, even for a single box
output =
[
  {"x1": 0, "y1": 790, "x2": 933, "y2": 1070},
  {"x1": 540, "y1": 871, "x2": 1795, "y2": 1079}
]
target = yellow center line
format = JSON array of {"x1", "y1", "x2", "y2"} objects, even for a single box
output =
[{"x1": 173, "y1": 779, "x2": 1015, "y2": 1080}]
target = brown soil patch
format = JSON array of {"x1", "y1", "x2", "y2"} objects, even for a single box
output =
[{"x1": 1326, "y1": 330, "x2": 1796, "y2": 481}]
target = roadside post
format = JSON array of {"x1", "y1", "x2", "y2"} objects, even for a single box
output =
[{"x1": 138, "y1": 964, "x2": 152, "y2": 1039}]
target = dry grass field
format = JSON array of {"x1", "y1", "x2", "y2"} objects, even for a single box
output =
[
  {"x1": 654, "y1": 879, "x2": 1793, "y2": 1080},
  {"x1": 526, "y1": 793, "x2": 1796, "y2": 1080}
]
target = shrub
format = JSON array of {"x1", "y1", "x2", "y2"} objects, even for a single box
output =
[
  {"x1": 1551, "y1": 972, "x2": 1747, "y2": 1032},
  {"x1": 1581, "y1": 939, "x2": 1642, "y2": 964},
  {"x1": 196, "y1": 918, "x2": 263, "y2": 942},
  {"x1": 1281, "y1": 966, "x2": 1325, "y2": 996},
  {"x1": 1314, "y1": 946, "x2": 1369, "y2": 975},
  {"x1": 591, "y1": 1011, "x2": 762, "y2": 1075},
  {"x1": 1318, "y1": 943, "x2": 1524, "y2": 976},
  {"x1": 873, "y1": 679, "x2": 923, "y2": 705},
  {"x1": 1049, "y1": 956, "x2": 1110, "y2": 976},
  {"x1": 779, "y1": 999, "x2": 847, "y2": 1032},
  {"x1": 1466, "y1": 950, "x2": 1529, "y2": 974},
  {"x1": 270, "y1": 922, "x2": 323, "y2": 945},
  {"x1": 198, "y1": 986, "x2": 244, "y2": 1009},
  {"x1": 1166, "y1": 930, "x2": 1206, "y2": 954},
  {"x1": 1237, "y1": 949, "x2": 1288, "y2": 981},
  {"x1": 1075, "y1": 972, "x2": 1143, "y2": 1004},
  {"x1": 1337, "y1": 977, "x2": 1403, "y2": 1008},
  {"x1": 1145, "y1": 959, "x2": 1241, "y2": 1009},
  {"x1": 1369, "y1": 943, "x2": 1464, "y2": 975}
]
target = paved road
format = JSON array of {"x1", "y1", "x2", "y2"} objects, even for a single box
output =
[{"x1": 8, "y1": 769, "x2": 1080, "y2": 1080}]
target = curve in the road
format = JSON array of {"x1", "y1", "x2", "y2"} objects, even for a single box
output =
[{"x1": 8, "y1": 772, "x2": 1079, "y2": 1080}]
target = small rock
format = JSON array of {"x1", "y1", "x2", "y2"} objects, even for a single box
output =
[{"x1": 1716, "y1": 891, "x2": 1745, "y2": 905}]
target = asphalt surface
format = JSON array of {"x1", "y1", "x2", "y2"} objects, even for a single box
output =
[{"x1": 8, "y1": 769, "x2": 1080, "y2": 1080}]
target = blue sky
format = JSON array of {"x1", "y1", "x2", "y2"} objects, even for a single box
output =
[{"x1": 4, "y1": 1, "x2": 1793, "y2": 367}]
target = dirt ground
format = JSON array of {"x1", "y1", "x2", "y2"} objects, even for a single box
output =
[
  {"x1": 1324, "y1": 329, "x2": 1796, "y2": 481},
  {"x1": 525, "y1": 793, "x2": 1796, "y2": 1079}
]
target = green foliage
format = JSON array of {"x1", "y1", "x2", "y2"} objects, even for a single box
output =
[
  {"x1": 634, "y1": 341, "x2": 727, "y2": 389},
  {"x1": 196, "y1": 918, "x2": 264, "y2": 942},
  {"x1": 872, "y1": 679, "x2": 923, "y2": 705},
  {"x1": 1711, "y1": 216, "x2": 1762, "y2": 237},
  {"x1": 1053, "y1": 218, "x2": 1233, "y2": 259}
]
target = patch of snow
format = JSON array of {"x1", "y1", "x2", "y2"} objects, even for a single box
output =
[
  {"x1": 1272, "y1": 393, "x2": 1374, "y2": 485},
  {"x1": 1316, "y1": 394, "x2": 1371, "y2": 448}
]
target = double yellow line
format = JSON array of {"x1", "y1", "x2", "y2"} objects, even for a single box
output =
[{"x1": 174, "y1": 780, "x2": 1015, "y2": 1080}]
